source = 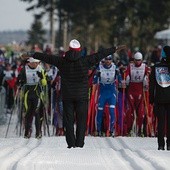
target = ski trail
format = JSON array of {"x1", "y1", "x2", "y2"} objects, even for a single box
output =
[
  {"x1": 119, "y1": 149, "x2": 155, "y2": 170},
  {"x1": 86, "y1": 137, "x2": 157, "y2": 170},
  {"x1": 115, "y1": 137, "x2": 163, "y2": 170},
  {"x1": 15, "y1": 137, "x2": 133, "y2": 170},
  {"x1": 0, "y1": 138, "x2": 28, "y2": 158},
  {"x1": 16, "y1": 147, "x2": 132, "y2": 170},
  {"x1": 136, "y1": 150, "x2": 170, "y2": 170},
  {"x1": 0, "y1": 138, "x2": 41, "y2": 170},
  {"x1": 0, "y1": 136, "x2": 169, "y2": 170}
]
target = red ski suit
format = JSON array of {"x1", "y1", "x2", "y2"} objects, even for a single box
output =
[{"x1": 125, "y1": 62, "x2": 149, "y2": 135}]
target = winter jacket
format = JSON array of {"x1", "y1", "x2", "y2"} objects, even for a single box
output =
[
  {"x1": 149, "y1": 60, "x2": 170, "y2": 104},
  {"x1": 33, "y1": 47, "x2": 116, "y2": 100}
]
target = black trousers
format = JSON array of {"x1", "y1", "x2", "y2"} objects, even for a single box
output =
[
  {"x1": 63, "y1": 99, "x2": 88, "y2": 148},
  {"x1": 25, "y1": 92, "x2": 43, "y2": 136},
  {"x1": 156, "y1": 104, "x2": 170, "y2": 148}
]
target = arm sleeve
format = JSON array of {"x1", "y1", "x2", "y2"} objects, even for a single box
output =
[
  {"x1": 149, "y1": 66, "x2": 155, "y2": 104},
  {"x1": 33, "y1": 52, "x2": 61, "y2": 67},
  {"x1": 85, "y1": 47, "x2": 116, "y2": 68}
]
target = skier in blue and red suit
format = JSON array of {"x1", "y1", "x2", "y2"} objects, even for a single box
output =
[{"x1": 94, "y1": 55, "x2": 121, "y2": 137}]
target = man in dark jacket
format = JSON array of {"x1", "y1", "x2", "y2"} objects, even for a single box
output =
[
  {"x1": 149, "y1": 45, "x2": 170, "y2": 151},
  {"x1": 21, "y1": 39, "x2": 126, "y2": 148}
]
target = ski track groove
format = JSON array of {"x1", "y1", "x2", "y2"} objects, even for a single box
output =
[
  {"x1": 91, "y1": 137, "x2": 157, "y2": 170},
  {"x1": 116, "y1": 137, "x2": 158, "y2": 170},
  {"x1": 116, "y1": 137, "x2": 170, "y2": 170},
  {"x1": 136, "y1": 150, "x2": 170, "y2": 170},
  {"x1": 0, "y1": 138, "x2": 42, "y2": 170}
]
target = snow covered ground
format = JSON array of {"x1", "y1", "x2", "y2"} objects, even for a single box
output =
[{"x1": 0, "y1": 114, "x2": 169, "y2": 170}]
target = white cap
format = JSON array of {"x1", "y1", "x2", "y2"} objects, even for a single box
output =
[
  {"x1": 69, "y1": 39, "x2": 81, "y2": 49},
  {"x1": 134, "y1": 52, "x2": 143, "y2": 60},
  {"x1": 28, "y1": 57, "x2": 40, "y2": 63}
]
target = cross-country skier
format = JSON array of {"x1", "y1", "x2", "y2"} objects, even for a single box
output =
[
  {"x1": 125, "y1": 52, "x2": 149, "y2": 136},
  {"x1": 17, "y1": 58, "x2": 47, "y2": 139},
  {"x1": 94, "y1": 55, "x2": 121, "y2": 137},
  {"x1": 1, "y1": 63, "x2": 16, "y2": 113}
]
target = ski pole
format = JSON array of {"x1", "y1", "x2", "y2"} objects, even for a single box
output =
[
  {"x1": 5, "y1": 108, "x2": 13, "y2": 138},
  {"x1": 42, "y1": 88, "x2": 50, "y2": 137},
  {"x1": 5, "y1": 87, "x2": 19, "y2": 138},
  {"x1": 19, "y1": 86, "x2": 25, "y2": 137},
  {"x1": 86, "y1": 85, "x2": 94, "y2": 135},
  {"x1": 143, "y1": 89, "x2": 152, "y2": 136},
  {"x1": 121, "y1": 72, "x2": 126, "y2": 136}
]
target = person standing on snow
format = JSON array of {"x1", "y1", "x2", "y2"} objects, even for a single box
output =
[
  {"x1": 21, "y1": 39, "x2": 126, "y2": 148},
  {"x1": 94, "y1": 55, "x2": 121, "y2": 137},
  {"x1": 149, "y1": 45, "x2": 170, "y2": 151},
  {"x1": 125, "y1": 52, "x2": 149, "y2": 136},
  {"x1": 17, "y1": 58, "x2": 47, "y2": 139},
  {"x1": 1, "y1": 63, "x2": 16, "y2": 113}
]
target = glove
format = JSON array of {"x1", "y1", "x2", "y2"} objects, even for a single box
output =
[
  {"x1": 41, "y1": 79, "x2": 47, "y2": 86},
  {"x1": 143, "y1": 85, "x2": 149, "y2": 91}
]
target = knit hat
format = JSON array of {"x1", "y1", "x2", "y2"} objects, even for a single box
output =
[
  {"x1": 134, "y1": 52, "x2": 143, "y2": 60},
  {"x1": 28, "y1": 57, "x2": 40, "y2": 63},
  {"x1": 69, "y1": 39, "x2": 81, "y2": 51},
  {"x1": 162, "y1": 46, "x2": 170, "y2": 58},
  {"x1": 105, "y1": 55, "x2": 112, "y2": 60}
]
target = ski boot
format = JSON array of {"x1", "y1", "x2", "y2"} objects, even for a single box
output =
[
  {"x1": 35, "y1": 131, "x2": 42, "y2": 139},
  {"x1": 24, "y1": 128, "x2": 32, "y2": 139}
]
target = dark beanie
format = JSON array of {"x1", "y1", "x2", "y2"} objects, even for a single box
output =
[{"x1": 163, "y1": 46, "x2": 170, "y2": 58}]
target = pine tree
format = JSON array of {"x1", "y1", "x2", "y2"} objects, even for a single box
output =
[{"x1": 27, "y1": 18, "x2": 46, "y2": 48}]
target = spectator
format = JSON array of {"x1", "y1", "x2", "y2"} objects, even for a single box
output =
[{"x1": 149, "y1": 45, "x2": 170, "y2": 150}]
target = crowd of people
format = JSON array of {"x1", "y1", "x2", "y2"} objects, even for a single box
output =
[{"x1": 0, "y1": 41, "x2": 169, "y2": 150}]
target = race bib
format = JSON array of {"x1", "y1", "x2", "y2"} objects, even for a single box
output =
[{"x1": 156, "y1": 67, "x2": 170, "y2": 88}]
